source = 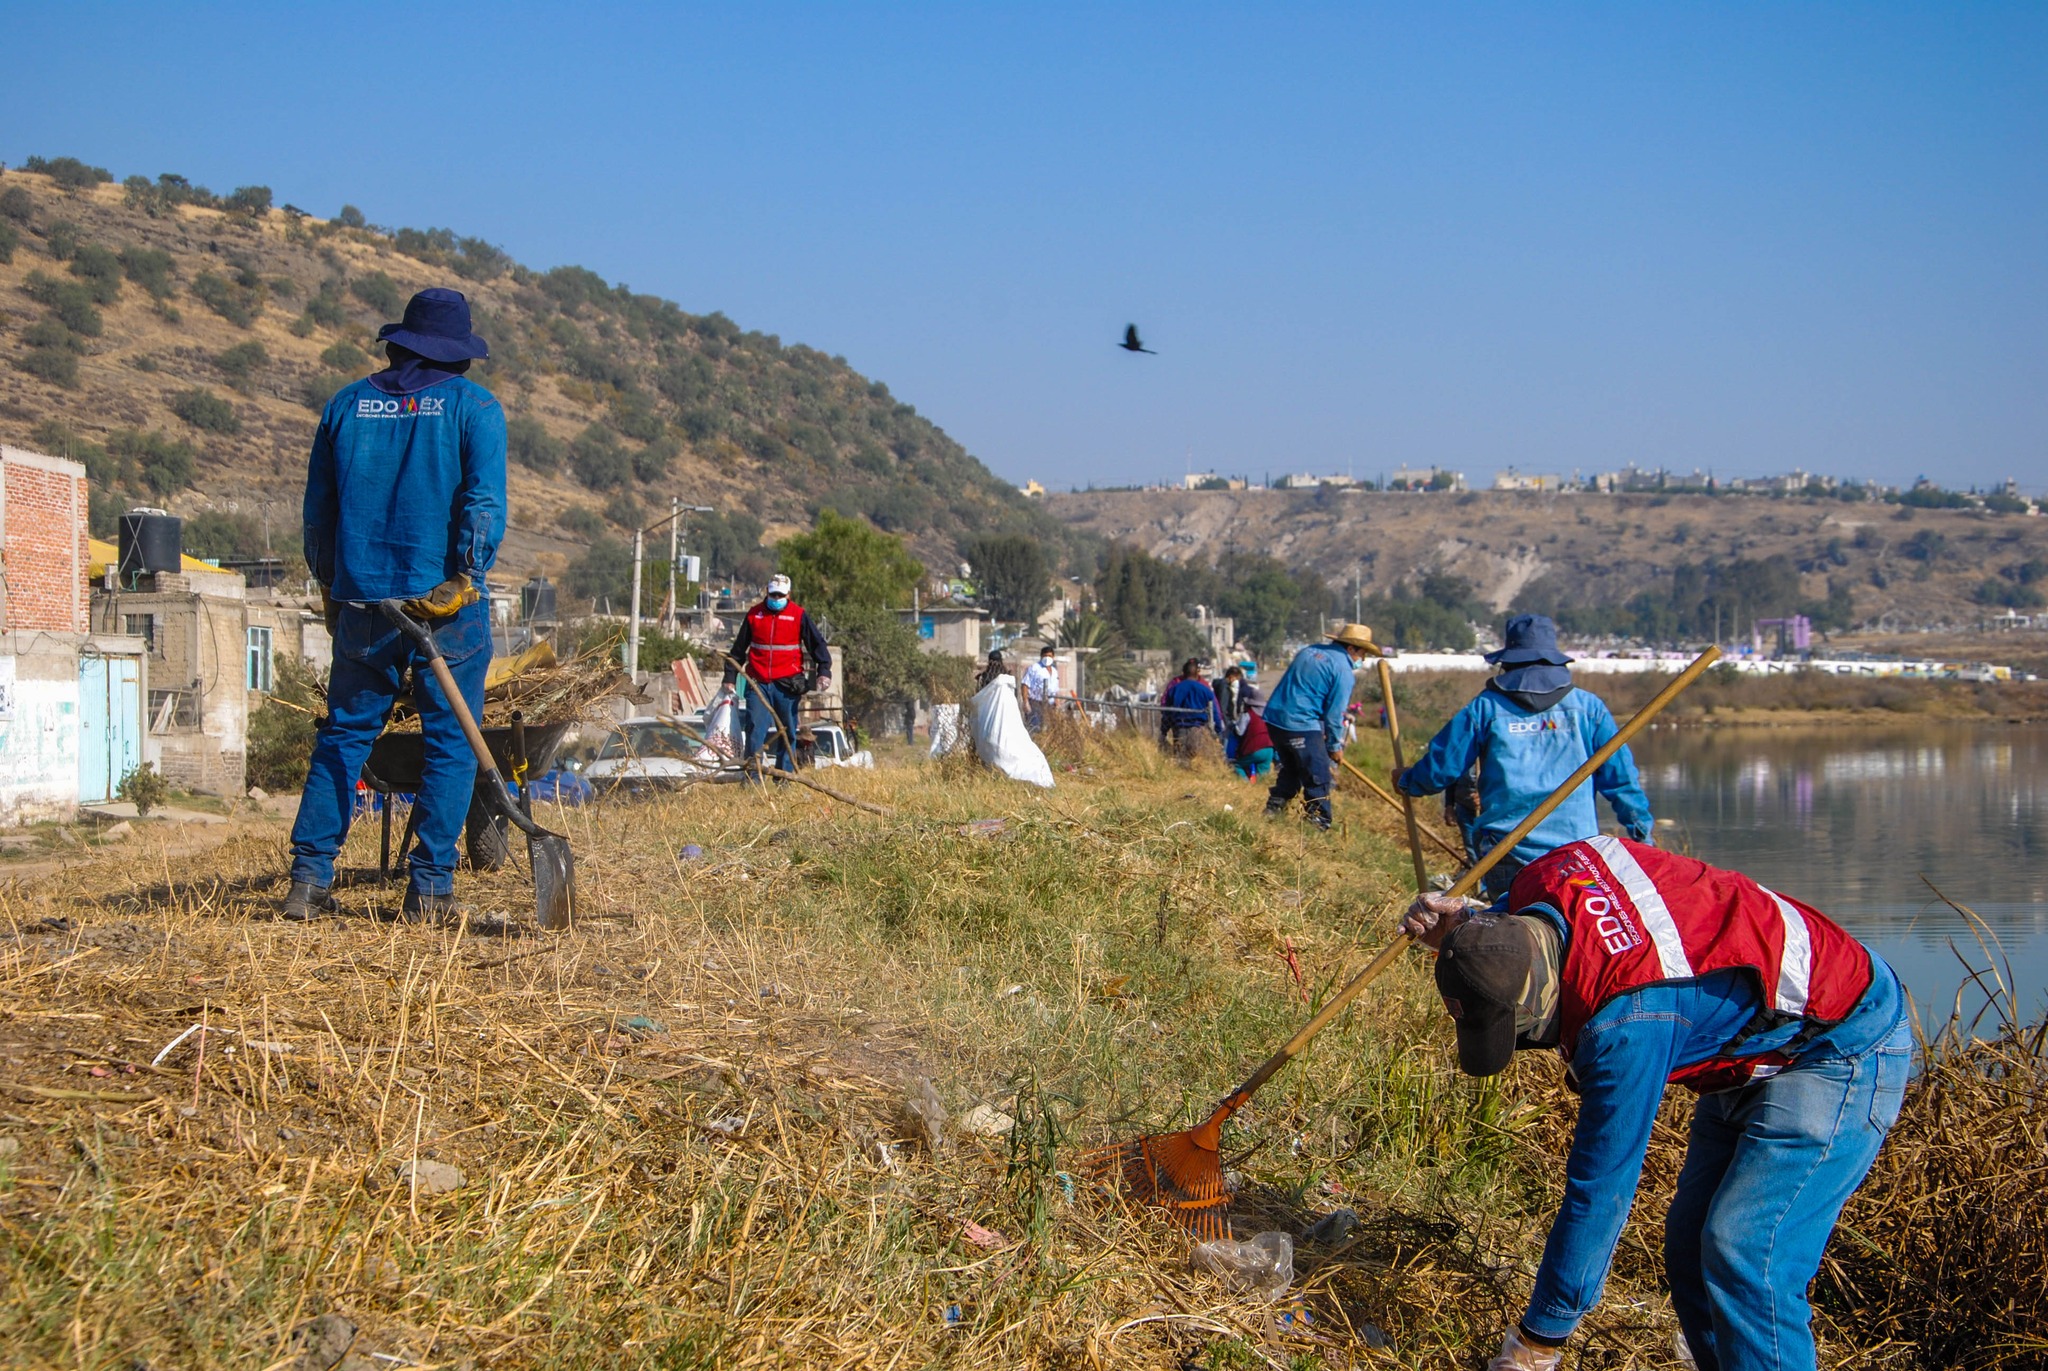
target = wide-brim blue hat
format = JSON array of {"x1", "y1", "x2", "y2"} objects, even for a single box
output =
[
  {"x1": 1484, "y1": 613, "x2": 1572, "y2": 666},
  {"x1": 377, "y1": 287, "x2": 489, "y2": 362}
]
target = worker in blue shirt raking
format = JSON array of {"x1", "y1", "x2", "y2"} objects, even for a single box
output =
[
  {"x1": 1260, "y1": 622, "x2": 1382, "y2": 830},
  {"x1": 1402, "y1": 838, "x2": 1909, "y2": 1371},
  {"x1": 281, "y1": 288, "x2": 507, "y2": 924},
  {"x1": 1395, "y1": 615, "x2": 1652, "y2": 898},
  {"x1": 1158, "y1": 658, "x2": 1222, "y2": 761}
]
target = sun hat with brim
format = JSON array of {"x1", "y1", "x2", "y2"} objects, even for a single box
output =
[
  {"x1": 377, "y1": 287, "x2": 490, "y2": 362},
  {"x1": 1327, "y1": 622, "x2": 1384, "y2": 655},
  {"x1": 1435, "y1": 916, "x2": 1534, "y2": 1077},
  {"x1": 1484, "y1": 613, "x2": 1572, "y2": 667}
]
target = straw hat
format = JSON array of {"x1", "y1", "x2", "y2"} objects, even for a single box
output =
[{"x1": 1327, "y1": 622, "x2": 1384, "y2": 655}]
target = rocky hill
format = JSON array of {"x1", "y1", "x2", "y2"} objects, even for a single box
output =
[
  {"x1": 0, "y1": 159, "x2": 1062, "y2": 594},
  {"x1": 1049, "y1": 486, "x2": 2048, "y2": 638}
]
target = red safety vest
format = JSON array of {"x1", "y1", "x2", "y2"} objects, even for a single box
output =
[
  {"x1": 1240, "y1": 707, "x2": 1274, "y2": 754},
  {"x1": 744, "y1": 601, "x2": 808, "y2": 681},
  {"x1": 1512, "y1": 835, "x2": 1873, "y2": 1093}
]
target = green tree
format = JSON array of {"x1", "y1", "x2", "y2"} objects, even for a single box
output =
[
  {"x1": 565, "y1": 535, "x2": 634, "y2": 609},
  {"x1": 776, "y1": 508, "x2": 924, "y2": 615},
  {"x1": 225, "y1": 185, "x2": 273, "y2": 216},
  {"x1": 183, "y1": 509, "x2": 262, "y2": 559},
  {"x1": 507, "y1": 416, "x2": 565, "y2": 473},
  {"x1": 824, "y1": 600, "x2": 973, "y2": 727},
  {"x1": 558, "y1": 506, "x2": 605, "y2": 539},
  {"x1": 349, "y1": 271, "x2": 404, "y2": 317},
  {"x1": 110, "y1": 429, "x2": 199, "y2": 498},
  {"x1": 571, "y1": 425, "x2": 632, "y2": 489},
  {"x1": 68, "y1": 243, "x2": 123, "y2": 303},
  {"x1": 335, "y1": 205, "x2": 367, "y2": 229},
  {"x1": 214, "y1": 341, "x2": 269, "y2": 390},
  {"x1": 319, "y1": 340, "x2": 367, "y2": 371},
  {"x1": 25, "y1": 156, "x2": 112, "y2": 190},
  {"x1": 191, "y1": 271, "x2": 263, "y2": 327},
  {"x1": 24, "y1": 271, "x2": 103, "y2": 334},
  {"x1": 964, "y1": 533, "x2": 1052, "y2": 625},
  {"x1": 0, "y1": 186, "x2": 33, "y2": 222},
  {"x1": 687, "y1": 509, "x2": 767, "y2": 581},
  {"x1": 118, "y1": 245, "x2": 175, "y2": 299},
  {"x1": 171, "y1": 389, "x2": 241, "y2": 434}
]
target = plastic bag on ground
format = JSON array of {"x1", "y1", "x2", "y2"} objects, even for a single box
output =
[
  {"x1": 967, "y1": 680, "x2": 1055, "y2": 788},
  {"x1": 1191, "y1": 1230, "x2": 1293, "y2": 1300}
]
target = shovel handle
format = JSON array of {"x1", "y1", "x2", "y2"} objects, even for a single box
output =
[
  {"x1": 1228, "y1": 646, "x2": 1721, "y2": 1102},
  {"x1": 1376, "y1": 658, "x2": 1429, "y2": 893},
  {"x1": 1337, "y1": 756, "x2": 1466, "y2": 863}
]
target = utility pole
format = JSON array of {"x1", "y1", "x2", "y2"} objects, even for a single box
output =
[
  {"x1": 626, "y1": 501, "x2": 715, "y2": 679},
  {"x1": 666, "y1": 496, "x2": 680, "y2": 636}
]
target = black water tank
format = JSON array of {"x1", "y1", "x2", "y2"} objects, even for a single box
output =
[
  {"x1": 117, "y1": 509, "x2": 183, "y2": 580},
  {"x1": 521, "y1": 575, "x2": 557, "y2": 624}
]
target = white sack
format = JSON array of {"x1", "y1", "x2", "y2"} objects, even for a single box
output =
[
  {"x1": 968, "y1": 680, "x2": 1056, "y2": 788},
  {"x1": 929, "y1": 703, "x2": 964, "y2": 758}
]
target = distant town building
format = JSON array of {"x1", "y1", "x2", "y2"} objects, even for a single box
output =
[
  {"x1": 1274, "y1": 472, "x2": 1359, "y2": 490},
  {"x1": 1493, "y1": 468, "x2": 1567, "y2": 492},
  {"x1": 1018, "y1": 480, "x2": 1045, "y2": 499},
  {"x1": 1386, "y1": 465, "x2": 1465, "y2": 492},
  {"x1": 1183, "y1": 473, "x2": 1248, "y2": 491}
]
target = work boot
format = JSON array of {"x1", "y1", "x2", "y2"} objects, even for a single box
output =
[
  {"x1": 1263, "y1": 800, "x2": 1288, "y2": 819},
  {"x1": 279, "y1": 880, "x2": 338, "y2": 922},
  {"x1": 1304, "y1": 802, "x2": 1333, "y2": 832},
  {"x1": 399, "y1": 889, "x2": 473, "y2": 926}
]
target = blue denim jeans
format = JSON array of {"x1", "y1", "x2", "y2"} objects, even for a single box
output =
[
  {"x1": 1662, "y1": 1011, "x2": 1911, "y2": 1371},
  {"x1": 743, "y1": 676, "x2": 803, "y2": 774},
  {"x1": 1265, "y1": 725, "x2": 1333, "y2": 824},
  {"x1": 289, "y1": 599, "x2": 491, "y2": 898}
]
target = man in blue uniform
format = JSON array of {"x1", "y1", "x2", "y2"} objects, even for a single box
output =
[
  {"x1": 1158, "y1": 657, "x2": 1221, "y2": 759},
  {"x1": 1395, "y1": 615, "x2": 1652, "y2": 896},
  {"x1": 281, "y1": 289, "x2": 506, "y2": 922},
  {"x1": 1261, "y1": 622, "x2": 1381, "y2": 829}
]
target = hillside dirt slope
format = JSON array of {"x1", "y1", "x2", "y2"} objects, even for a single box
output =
[
  {"x1": 0, "y1": 167, "x2": 1057, "y2": 590},
  {"x1": 1049, "y1": 487, "x2": 2048, "y2": 636}
]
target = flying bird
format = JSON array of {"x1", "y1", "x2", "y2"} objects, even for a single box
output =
[{"x1": 1120, "y1": 324, "x2": 1156, "y2": 354}]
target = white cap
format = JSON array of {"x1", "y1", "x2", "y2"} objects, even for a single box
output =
[{"x1": 767, "y1": 574, "x2": 792, "y2": 596}]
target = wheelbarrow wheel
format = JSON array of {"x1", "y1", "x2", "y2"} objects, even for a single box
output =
[{"x1": 464, "y1": 794, "x2": 511, "y2": 872}]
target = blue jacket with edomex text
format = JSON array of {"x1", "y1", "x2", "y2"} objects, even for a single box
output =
[
  {"x1": 1397, "y1": 683, "x2": 1653, "y2": 867},
  {"x1": 303, "y1": 373, "x2": 507, "y2": 602},
  {"x1": 1261, "y1": 641, "x2": 1358, "y2": 751}
]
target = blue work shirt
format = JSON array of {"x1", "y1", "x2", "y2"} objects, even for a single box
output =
[
  {"x1": 1397, "y1": 683, "x2": 1652, "y2": 867},
  {"x1": 1262, "y1": 642, "x2": 1358, "y2": 750},
  {"x1": 1513, "y1": 904, "x2": 1905, "y2": 1343},
  {"x1": 303, "y1": 372, "x2": 507, "y2": 602},
  {"x1": 1160, "y1": 676, "x2": 1220, "y2": 733}
]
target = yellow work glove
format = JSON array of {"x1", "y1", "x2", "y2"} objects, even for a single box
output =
[{"x1": 401, "y1": 575, "x2": 480, "y2": 620}]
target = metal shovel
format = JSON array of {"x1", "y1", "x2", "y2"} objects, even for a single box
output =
[{"x1": 379, "y1": 600, "x2": 576, "y2": 930}]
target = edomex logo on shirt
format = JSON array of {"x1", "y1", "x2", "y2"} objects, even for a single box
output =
[
  {"x1": 355, "y1": 394, "x2": 448, "y2": 419},
  {"x1": 1504, "y1": 716, "x2": 1563, "y2": 735},
  {"x1": 1564, "y1": 849, "x2": 1643, "y2": 956}
]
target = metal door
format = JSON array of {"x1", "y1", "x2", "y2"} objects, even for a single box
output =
[{"x1": 77, "y1": 656, "x2": 142, "y2": 804}]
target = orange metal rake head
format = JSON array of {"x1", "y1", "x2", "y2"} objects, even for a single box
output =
[{"x1": 1079, "y1": 1092, "x2": 1246, "y2": 1241}]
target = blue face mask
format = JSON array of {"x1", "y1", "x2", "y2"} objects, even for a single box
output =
[{"x1": 764, "y1": 595, "x2": 788, "y2": 611}]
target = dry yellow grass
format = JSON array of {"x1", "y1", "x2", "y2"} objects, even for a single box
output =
[{"x1": 0, "y1": 733, "x2": 2033, "y2": 1369}]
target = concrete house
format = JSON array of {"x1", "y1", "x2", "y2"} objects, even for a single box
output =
[{"x1": 0, "y1": 447, "x2": 149, "y2": 823}]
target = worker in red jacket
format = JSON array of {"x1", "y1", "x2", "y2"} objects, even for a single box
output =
[
  {"x1": 720, "y1": 573, "x2": 832, "y2": 775},
  {"x1": 1402, "y1": 837, "x2": 1908, "y2": 1371}
]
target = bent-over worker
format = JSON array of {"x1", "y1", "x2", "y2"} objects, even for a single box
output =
[
  {"x1": 1403, "y1": 837, "x2": 1908, "y2": 1371},
  {"x1": 283, "y1": 288, "x2": 505, "y2": 923},
  {"x1": 1261, "y1": 622, "x2": 1380, "y2": 830},
  {"x1": 1395, "y1": 614, "x2": 1651, "y2": 897},
  {"x1": 721, "y1": 573, "x2": 831, "y2": 775}
]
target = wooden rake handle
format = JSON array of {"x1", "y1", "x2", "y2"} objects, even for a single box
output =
[
  {"x1": 1337, "y1": 756, "x2": 1467, "y2": 863},
  {"x1": 1227, "y1": 646, "x2": 1721, "y2": 1103},
  {"x1": 1376, "y1": 658, "x2": 1429, "y2": 893}
]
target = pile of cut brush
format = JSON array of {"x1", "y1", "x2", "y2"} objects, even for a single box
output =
[{"x1": 384, "y1": 638, "x2": 629, "y2": 733}]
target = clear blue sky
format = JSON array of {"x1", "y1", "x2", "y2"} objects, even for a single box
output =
[{"x1": 7, "y1": 4, "x2": 2043, "y2": 492}]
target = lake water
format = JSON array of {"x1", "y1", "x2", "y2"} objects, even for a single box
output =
[{"x1": 1630, "y1": 723, "x2": 2048, "y2": 1031}]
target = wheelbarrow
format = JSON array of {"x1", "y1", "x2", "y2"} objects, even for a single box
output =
[{"x1": 360, "y1": 715, "x2": 577, "y2": 878}]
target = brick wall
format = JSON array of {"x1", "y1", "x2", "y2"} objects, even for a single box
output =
[{"x1": 0, "y1": 447, "x2": 90, "y2": 634}]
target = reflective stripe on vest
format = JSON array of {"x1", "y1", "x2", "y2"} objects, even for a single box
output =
[
  {"x1": 745, "y1": 602, "x2": 806, "y2": 681},
  {"x1": 1514, "y1": 836, "x2": 1873, "y2": 1093}
]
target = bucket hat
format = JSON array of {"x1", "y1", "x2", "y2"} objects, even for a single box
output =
[
  {"x1": 377, "y1": 287, "x2": 490, "y2": 362},
  {"x1": 1485, "y1": 614, "x2": 1572, "y2": 667},
  {"x1": 1327, "y1": 622, "x2": 1384, "y2": 655}
]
